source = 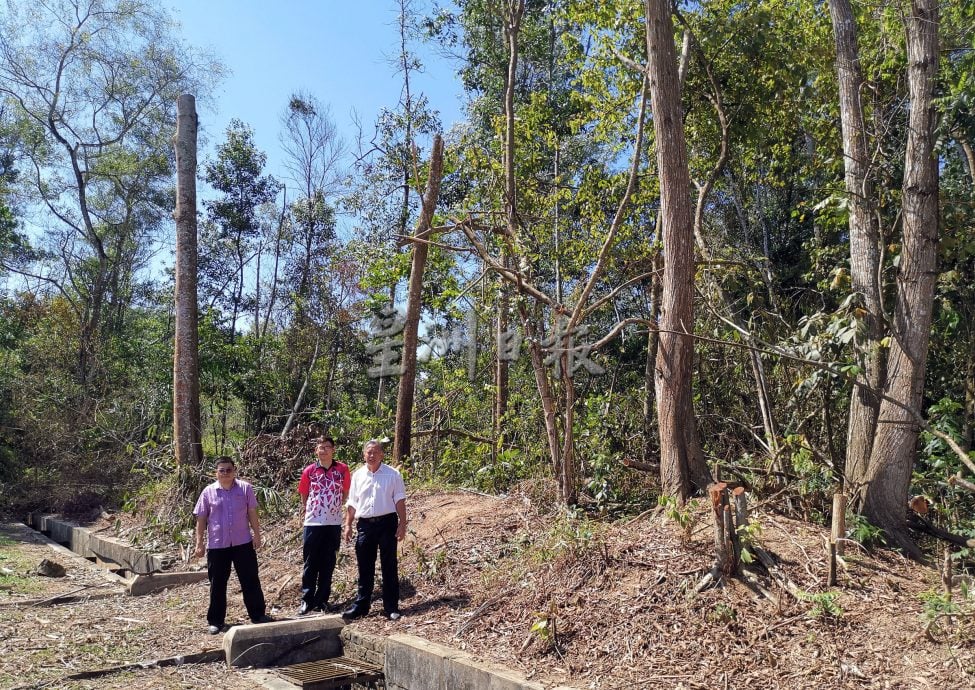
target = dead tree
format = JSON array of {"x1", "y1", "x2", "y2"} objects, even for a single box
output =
[{"x1": 173, "y1": 94, "x2": 202, "y2": 467}]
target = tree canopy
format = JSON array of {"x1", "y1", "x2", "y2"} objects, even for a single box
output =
[{"x1": 0, "y1": 0, "x2": 973, "y2": 559}]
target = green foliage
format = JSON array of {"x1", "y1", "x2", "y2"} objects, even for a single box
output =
[
  {"x1": 411, "y1": 542, "x2": 451, "y2": 583},
  {"x1": 737, "y1": 517, "x2": 763, "y2": 565},
  {"x1": 706, "y1": 602, "x2": 738, "y2": 626},
  {"x1": 659, "y1": 495, "x2": 700, "y2": 544},
  {"x1": 782, "y1": 434, "x2": 834, "y2": 521},
  {"x1": 919, "y1": 589, "x2": 962, "y2": 622},
  {"x1": 529, "y1": 606, "x2": 558, "y2": 646},
  {"x1": 803, "y1": 590, "x2": 844, "y2": 620},
  {"x1": 847, "y1": 514, "x2": 886, "y2": 549},
  {"x1": 918, "y1": 582, "x2": 975, "y2": 642},
  {"x1": 252, "y1": 484, "x2": 292, "y2": 518}
]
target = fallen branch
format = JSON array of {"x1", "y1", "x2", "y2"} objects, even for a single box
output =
[
  {"x1": 907, "y1": 512, "x2": 975, "y2": 548},
  {"x1": 622, "y1": 457, "x2": 658, "y2": 473},
  {"x1": 739, "y1": 566, "x2": 779, "y2": 605},
  {"x1": 273, "y1": 572, "x2": 297, "y2": 602},
  {"x1": 20, "y1": 583, "x2": 117, "y2": 607},
  {"x1": 11, "y1": 649, "x2": 223, "y2": 688},
  {"x1": 454, "y1": 589, "x2": 513, "y2": 637},
  {"x1": 624, "y1": 505, "x2": 662, "y2": 526},
  {"x1": 924, "y1": 611, "x2": 975, "y2": 642},
  {"x1": 751, "y1": 545, "x2": 805, "y2": 602}
]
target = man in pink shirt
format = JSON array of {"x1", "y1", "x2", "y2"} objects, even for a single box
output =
[
  {"x1": 297, "y1": 437, "x2": 350, "y2": 615},
  {"x1": 194, "y1": 456, "x2": 270, "y2": 634}
]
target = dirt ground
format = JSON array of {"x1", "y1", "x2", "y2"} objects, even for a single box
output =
[{"x1": 2, "y1": 487, "x2": 973, "y2": 689}]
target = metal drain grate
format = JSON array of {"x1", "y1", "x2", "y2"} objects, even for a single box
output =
[{"x1": 274, "y1": 656, "x2": 385, "y2": 689}]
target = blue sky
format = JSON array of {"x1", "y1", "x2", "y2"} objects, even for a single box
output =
[{"x1": 165, "y1": 0, "x2": 465, "y2": 184}]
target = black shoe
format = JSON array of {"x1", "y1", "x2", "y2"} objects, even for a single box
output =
[
  {"x1": 298, "y1": 601, "x2": 312, "y2": 616},
  {"x1": 342, "y1": 607, "x2": 367, "y2": 620},
  {"x1": 315, "y1": 602, "x2": 332, "y2": 613},
  {"x1": 252, "y1": 615, "x2": 274, "y2": 624}
]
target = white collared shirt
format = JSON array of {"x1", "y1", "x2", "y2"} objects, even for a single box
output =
[{"x1": 347, "y1": 463, "x2": 406, "y2": 518}]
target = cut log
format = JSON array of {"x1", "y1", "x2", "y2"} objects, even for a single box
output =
[
  {"x1": 733, "y1": 486, "x2": 748, "y2": 528},
  {"x1": 949, "y1": 472, "x2": 975, "y2": 494},
  {"x1": 831, "y1": 493, "x2": 847, "y2": 556},
  {"x1": 708, "y1": 484, "x2": 730, "y2": 575},
  {"x1": 725, "y1": 506, "x2": 740, "y2": 574},
  {"x1": 827, "y1": 541, "x2": 837, "y2": 587}
]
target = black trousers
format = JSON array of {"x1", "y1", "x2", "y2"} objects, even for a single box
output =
[
  {"x1": 301, "y1": 524, "x2": 341, "y2": 607},
  {"x1": 351, "y1": 513, "x2": 399, "y2": 614},
  {"x1": 206, "y1": 541, "x2": 266, "y2": 626}
]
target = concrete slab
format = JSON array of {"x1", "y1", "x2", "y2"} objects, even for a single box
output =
[
  {"x1": 224, "y1": 615, "x2": 345, "y2": 668},
  {"x1": 244, "y1": 669, "x2": 300, "y2": 689},
  {"x1": 2, "y1": 521, "x2": 129, "y2": 592},
  {"x1": 26, "y1": 514, "x2": 166, "y2": 574},
  {"x1": 384, "y1": 634, "x2": 467, "y2": 690},
  {"x1": 446, "y1": 655, "x2": 546, "y2": 690},
  {"x1": 127, "y1": 571, "x2": 208, "y2": 595},
  {"x1": 383, "y1": 633, "x2": 572, "y2": 690}
]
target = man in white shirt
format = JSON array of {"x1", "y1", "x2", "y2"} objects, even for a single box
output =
[{"x1": 342, "y1": 439, "x2": 407, "y2": 620}]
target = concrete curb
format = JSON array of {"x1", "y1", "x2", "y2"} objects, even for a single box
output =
[
  {"x1": 26, "y1": 513, "x2": 166, "y2": 574},
  {"x1": 384, "y1": 633, "x2": 549, "y2": 690},
  {"x1": 22, "y1": 515, "x2": 206, "y2": 596},
  {"x1": 2, "y1": 521, "x2": 129, "y2": 591},
  {"x1": 127, "y1": 571, "x2": 208, "y2": 595},
  {"x1": 224, "y1": 615, "x2": 345, "y2": 668}
]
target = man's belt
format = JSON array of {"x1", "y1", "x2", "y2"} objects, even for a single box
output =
[{"x1": 358, "y1": 513, "x2": 395, "y2": 523}]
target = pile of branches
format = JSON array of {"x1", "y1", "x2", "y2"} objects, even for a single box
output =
[{"x1": 237, "y1": 424, "x2": 323, "y2": 493}]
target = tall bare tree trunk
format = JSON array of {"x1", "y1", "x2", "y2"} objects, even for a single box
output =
[
  {"x1": 646, "y1": 0, "x2": 710, "y2": 500},
  {"x1": 861, "y1": 0, "x2": 939, "y2": 558},
  {"x1": 494, "y1": 270, "x2": 510, "y2": 462},
  {"x1": 828, "y1": 0, "x2": 886, "y2": 499},
  {"x1": 173, "y1": 94, "x2": 202, "y2": 467},
  {"x1": 393, "y1": 135, "x2": 445, "y2": 465},
  {"x1": 520, "y1": 302, "x2": 565, "y2": 499}
]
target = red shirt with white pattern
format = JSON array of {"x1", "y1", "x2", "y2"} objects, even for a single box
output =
[{"x1": 298, "y1": 461, "x2": 351, "y2": 526}]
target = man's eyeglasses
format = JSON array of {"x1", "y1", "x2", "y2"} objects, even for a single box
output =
[{"x1": 217, "y1": 468, "x2": 235, "y2": 474}]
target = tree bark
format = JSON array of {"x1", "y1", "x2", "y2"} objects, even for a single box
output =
[
  {"x1": 520, "y1": 302, "x2": 565, "y2": 501},
  {"x1": 494, "y1": 261, "x2": 510, "y2": 463},
  {"x1": 393, "y1": 134, "x2": 445, "y2": 465},
  {"x1": 642, "y1": 252, "x2": 662, "y2": 463},
  {"x1": 645, "y1": 0, "x2": 710, "y2": 500},
  {"x1": 828, "y1": 0, "x2": 886, "y2": 499},
  {"x1": 861, "y1": 0, "x2": 939, "y2": 559},
  {"x1": 173, "y1": 94, "x2": 202, "y2": 468}
]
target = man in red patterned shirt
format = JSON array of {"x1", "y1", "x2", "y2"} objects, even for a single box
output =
[{"x1": 297, "y1": 437, "x2": 350, "y2": 615}]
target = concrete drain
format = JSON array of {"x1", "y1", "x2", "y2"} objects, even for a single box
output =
[
  {"x1": 23, "y1": 513, "x2": 208, "y2": 594},
  {"x1": 274, "y1": 656, "x2": 385, "y2": 689}
]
